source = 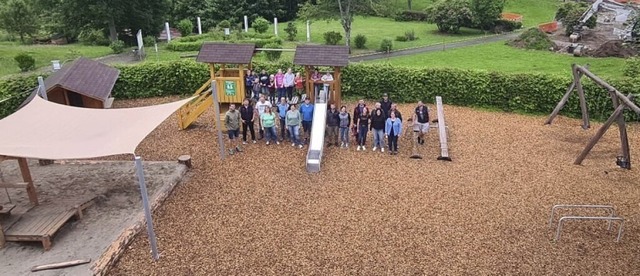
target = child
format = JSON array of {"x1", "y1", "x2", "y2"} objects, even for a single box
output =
[{"x1": 252, "y1": 78, "x2": 261, "y2": 100}]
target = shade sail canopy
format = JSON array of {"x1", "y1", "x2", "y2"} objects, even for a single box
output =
[{"x1": 0, "y1": 96, "x2": 194, "y2": 160}]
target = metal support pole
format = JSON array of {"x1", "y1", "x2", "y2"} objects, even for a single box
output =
[
  {"x1": 306, "y1": 20, "x2": 311, "y2": 42},
  {"x1": 211, "y1": 81, "x2": 226, "y2": 160},
  {"x1": 165, "y1": 22, "x2": 171, "y2": 42},
  {"x1": 37, "y1": 76, "x2": 47, "y2": 100},
  {"x1": 244, "y1": 16, "x2": 249, "y2": 32},
  {"x1": 274, "y1": 18, "x2": 278, "y2": 36},
  {"x1": 134, "y1": 156, "x2": 160, "y2": 260},
  {"x1": 197, "y1": 17, "x2": 202, "y2": 35}
]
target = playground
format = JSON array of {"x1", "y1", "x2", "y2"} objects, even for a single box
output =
[{"x1": 100, "y1": 96, "x2": 640, "y2": 275}]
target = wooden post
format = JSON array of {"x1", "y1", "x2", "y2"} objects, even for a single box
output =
[
  {"x1": 610, "y1": 92, "x2": 632, "y2": 168},
  {"x1": 573, "y1": 65, "x2": 590, "y2": 129},
  {"x1": 0, "y1": 220, "x2": 5, "y2": 248},
  {"x1": 334, "y1": 67, "x2": 342, "y2": 107},
  {"x1": 305, "y1": 66, "x2": 312, "y2": 101},
  {"x1": 575, "y1": 103, "x2": 626, "y2": 165},
  {"x1": 18, "y1": 158, "x2": 38, "y2": 205},
  {"x1": 545, "y1": 64, "x2": 588, "y2": 125},
  {"x1": 178, "y1": 155, "x2": 192, "y2": 169},
  {"x1": 209, "y1": 63, "x2": 216, "y2": 79}
]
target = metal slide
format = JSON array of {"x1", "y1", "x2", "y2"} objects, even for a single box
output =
[{"x1": 306, "y1": 88, "x2": 329, "y2": 173}]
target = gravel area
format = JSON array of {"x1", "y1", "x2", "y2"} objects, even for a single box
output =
[{"x1": 108, "y1": 96, "x2": 640, "y2": 275}]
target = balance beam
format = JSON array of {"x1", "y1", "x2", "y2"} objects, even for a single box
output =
[{"x1": 435, "y1": 96, "x2": 452, "y2": 161}]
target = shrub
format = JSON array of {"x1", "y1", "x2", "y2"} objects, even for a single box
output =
[
  {"x1": 354, "y1": 34, "x2": 367, "y2": 49},
  {"x1": 493, "y1": 19, "x2": 523, "y2": 33},
  {"x1": 425, "y1": 0, "x2": 473, "y2": 34},
  {"x1": 624, "y1": 58, "x2": 640, "y2": 77},
  {"x1": 285, "y1": 22, "x2": 297, "y2": 41},
  {"x1": 263, "y1": 43, "x2": 282, "y2": 61},
  {"x1": 394, "y1": 10, "x2": 429, "y2": 22},
  {"x1": 143, "y1": 35, "x2": 156, "y2": 47},
  {"x1": 252, "y1": 17, "x2": 270, "y2": 34},
  {"x1": 109, "y1": 40, "x2": 126, "y2": 54},
  {"x1": 166, "y1": 37, "x2": 282, "y2": 52},
  {"x1": 379, "y1": 39, "x2": 393, "y2": 52},
  {"x1": 14, "y1": 53, "x2": 35, "y2": 72},
  {"x1": 77, "y1": 28, "x2": 109, "y2": 46},
  {"x1": 405, "y1": 30, "x2": 417, "y2": 41},
  {"x1": 218, "y1": 20, "x2": 231, "y2": 29},
  {"x1": 323, "y1": 31, "x2": 342, "y2": 45},
  {"x1": 177, "y1": 19, "x2": 194, "y2": 37},
  {"x1": 395, "y1": 36, "x2": 408, "y2": 42},
  {"x1": 507, "y1": 28, "x2": 556, "y2": 51}
]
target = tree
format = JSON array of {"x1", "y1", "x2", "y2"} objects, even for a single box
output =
[
  {"x1": 177, "y1": 19, "x2": 194, "y2": 36},
  {"x1": 298, "y1": 0, "x2": 379, "y2": 51},
  {"x1": 252, "y1": 17, "x2": 270, "y2": 33},
  {"x1": 470, "y1": 0, "x2": 505, "y2": 31},
  {"x1": 556, "y1": 2, "x2": 597, "y2": 36},
  {"x1": 0, "y1": 0, "x2": 38, "y2": 43},
  {"x1": 425, "y1": 0, "x2": 473, "y2": 34}
]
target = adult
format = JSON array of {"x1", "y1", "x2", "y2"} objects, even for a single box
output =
[
  {"x1": 412, "y1": 101, "x2": 430, "y2": 145},
  {"x1": 353, "y1": 99, "x2": 367, "y2": 143},
  {"x1": 286, "y1": 104, "x2": 304, "y2": 148},
  {"x1": 385, "y1": 111, "x2": 402, "y2": 155},
  {"x1": 356, "y1": 106, "x2": 370, "y2": 151},
  {"x1": 311, "y1": 68, "x2": 322, "y2": 98},
  {"x1": 338, "y1": 106, "x2": 351, "y2": 148},
  {"x1": 389, "y1": 103, "x2": 402, "y2": 121},
  {"x1": 284, "y1": 68, "x2": 295, "y2": 101},
  {"x1": 267, "y1": 74, "x2": 276, "y2": 103},
  {"x1": 244, "y1": 70, "x2": 254, "y2": 99},
  {"x1": 294, "y1": 72, "x2": 304, "y2": 98},
  {"x1": 225, "y1": 103, "x2": 242, "y2": 155},
  {"x1": 260, "y1": 107, "x2": 279, "y2": 145},
  {"x1": 299, "y1": 98, "x2": 315, "y2": 144},
  {"x1": 326, "y1": 104, "x2": 340, "y2": 147},
  {"x1": 240, "y1": 99, "x2": 257, "y2": 144},
  {"x1": 380, "y1": 93, "x2": 392, "y2": 118},
  {"x1": 275, "y1": 69, "x2": 286, "y2": 102},
  {"x1": 373, "y1": 102, "x2": 385, "y2": 117},
  {"x1": 277, "y1": 97, "x2": 290, "y2": 141},
  {"x1": 370, "y1": 107, "x2": 386, "y2": 152},
  {"x1": 255, "y1": 96, "x2": 272, "y2": 140},
  {"x1": 259, "y1": 69, "x2": 269, "y2": 95}
]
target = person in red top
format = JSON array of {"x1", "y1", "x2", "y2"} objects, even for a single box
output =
[
  {"x1": 311, "y1": 68, "x2": 322, "y2": 99},
  {"x1": 294, "y1": 72, "x2": 304, "y2": 98}
]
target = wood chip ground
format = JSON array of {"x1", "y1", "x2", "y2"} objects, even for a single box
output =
[{"x1": 108, "y1": 96, "x2": 640, "y2": 275}]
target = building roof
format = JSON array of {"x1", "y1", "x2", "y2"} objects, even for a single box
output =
[
  {"x1": 196, "y1": 43, "x2": 256, "y2": 64},
  {"x1": 293, "y1": 45, "x2": 349, "y2": 67},
  {"x1": 45, "y1": 58, "x2": 120, "y2": 101}
]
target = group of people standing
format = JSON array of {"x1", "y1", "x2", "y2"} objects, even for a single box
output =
[
  {"x1": 224, "y1": 92, "x2": 431, "y2": 156},
  {"x1": 244, "y1": 68, "x2": 334, "y2": 104}
]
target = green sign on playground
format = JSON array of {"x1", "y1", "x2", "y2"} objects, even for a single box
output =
[{"x1": 224, "y1": 81, "x2": 237, "y2": 96}]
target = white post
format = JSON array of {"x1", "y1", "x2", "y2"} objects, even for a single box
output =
[
  {"x1": 37, "y1": 76, "x2": 47, "y2": 100},
  {"x1": 134, "y1": 156, "x2": 160, "y2": 261},
  {"x1": 165, "y1": 22, "x2": 171, "y2": 42},
  {"x1": 211, "y1": 81, "x2": 226, "y2": 160},
  {"x1": 197, "y1": 17, "x2": 202, "y2": 35},
  {"x1": 306, "y1": 20, "x2": 311, "y2": 42},
  {"x1": 244, "y1": 16, "x2": 249, "y2": 32},
  {"x1": 274, "y1": 18, "x2": 278, "y2": 36}
]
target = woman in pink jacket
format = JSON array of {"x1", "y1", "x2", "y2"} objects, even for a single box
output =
[{"x1": 275, "y1": 69, "x2": 285, "y2": 102}]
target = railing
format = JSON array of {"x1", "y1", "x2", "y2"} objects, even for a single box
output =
[{"x1": 549, "y1": 204, "x2": 625, "y2": 242}]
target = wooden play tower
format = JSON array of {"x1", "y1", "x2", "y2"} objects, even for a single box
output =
[
  {"x1": 177, "y1": 43, "x2": 255, "y2": 129},
  {"x1": 293, "y1": 45, "x2": 349, "y2": 107}
]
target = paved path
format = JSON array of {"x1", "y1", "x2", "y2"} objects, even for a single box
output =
[{"x1": 349, "y1": 32, "x2": 521, "y2": 62}]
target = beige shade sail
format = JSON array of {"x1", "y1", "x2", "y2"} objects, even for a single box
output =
[{"x1": 0, "y1": 96, "x2": 194, "y2": 160}]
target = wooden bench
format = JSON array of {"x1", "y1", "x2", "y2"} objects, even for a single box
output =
[{"x1": 4, "y1": 197, "x2": 95, "y2": 251}]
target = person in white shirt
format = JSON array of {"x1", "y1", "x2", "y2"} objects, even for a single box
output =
[
  {"x1": 255, "y1": 95, "x2": 272, "y2": 140},
  {"x1": 284, "y1": 68, "x2": 295, "y2": 101}
]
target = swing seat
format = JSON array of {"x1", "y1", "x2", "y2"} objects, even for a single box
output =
[{"x1": 0, "y1": 204, "x2": 15, "y2": 215}]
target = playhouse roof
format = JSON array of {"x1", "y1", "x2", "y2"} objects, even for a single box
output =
[
  {"x1": 196, "y1": 43, "x2": 256, "y2": 64},
  {"x1": 45, "y1": 58, "x2": 120, "y2": 101},
  {"x1": 293, "y1": 45, "x2": 349, "y2": 67}
]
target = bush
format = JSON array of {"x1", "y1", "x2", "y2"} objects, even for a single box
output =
[
  {"x1": 143, "y1": 35, "x2": 156, "y2": 47},
  {"x1": 263, "y1": 43, "x2": 282, "y2": 61},
  {"x1": 507, "y1": 28, "x2": 556, "y2": 51},
  {"x1": 394, "y1": 10, "x2": 429, "y2": 22},
  {"x1": 354, "y1": 34, "x2": 367, "y2": 49},
  {"x1": 425, "y1": 0, "x2": 473, "y2": 34},
  {"x1": 14, "y1": 53, "x2": 35, "y2": 72},
  {"x1": 379, "y1": 39, "x2": 393, "y2": 52},
  {"x1": 252, "y1": 17, "x2": 270, "y2": 34},
  {"x1": 78, "y1": 28, "x2": 109, "y2": 46},
  {"x1": 405, "y1": 30, "x2": 417, "y2": 41},
  {"x1": 493, "y1": 19, "x2": 523, "y2": 33},
  {"x1": 177, "y1": 19, "x2": 194, "y2": 37},
  {"x1": 285, "y1": 22, "x2": 297, "y2": 41},
  {"x1": 395, "y1": 36, "x2": 408, "y2": 42},
  {"x1": 109, "y1": 40, "x2": 126, "y2": 54},
  {"x1": 218, "y1": 20, "x2": 231, "y2": 29},
  {"x1": 323, "y1": 31, "x2": 342, "y2": 45},
  {"x1": 624, "y1": 58, "x2": 640, "y2": 77},
  {"x1": 166, "y1": 37, "x2": 282, "y2": 52}
]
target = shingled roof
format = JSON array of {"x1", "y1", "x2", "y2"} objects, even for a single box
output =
[
  {"x1": 293, "y1": 45, "x2": 349, "y2": 67},
  {"x1": 196, "y1": 43, "x2": 256, "y2": 64},
  {"x1": 45, "y1": 57, "x2": 120, "y2": 101}
]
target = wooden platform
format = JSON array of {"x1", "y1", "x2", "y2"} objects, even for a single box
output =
[{"x1": 3, "y1": 196, "x2": 96, "y2": 251}]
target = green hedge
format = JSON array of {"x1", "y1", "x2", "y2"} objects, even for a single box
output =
[
  {"x1": 166, "y1": 37, "x2": 283, "y2": 52},
  {"x1": 2, "y1": 61, "x2": 639, "y2": 121}
]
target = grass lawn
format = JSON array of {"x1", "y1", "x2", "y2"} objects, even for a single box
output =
[
  {"x1": 0, "y1": 41, "x2": 111, "y2": 78},
  {"x1": 367, "y1": 41, "x2": 626, "y2": 78}
]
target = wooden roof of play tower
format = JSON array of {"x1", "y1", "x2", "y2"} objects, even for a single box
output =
[
  {"x1": 196, "y1": 43, "x2": 256, "y2": 64},
  {"x1": 293, "y1": 45, "x2": 349, "y2": 67}
]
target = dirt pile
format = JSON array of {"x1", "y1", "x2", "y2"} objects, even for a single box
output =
[
  {"x1": 587, "y1": 40, "x2": 638, "y2": 58},
  {"x1": 508, "y1": 28, "x2": 558, "y2": 51}
]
